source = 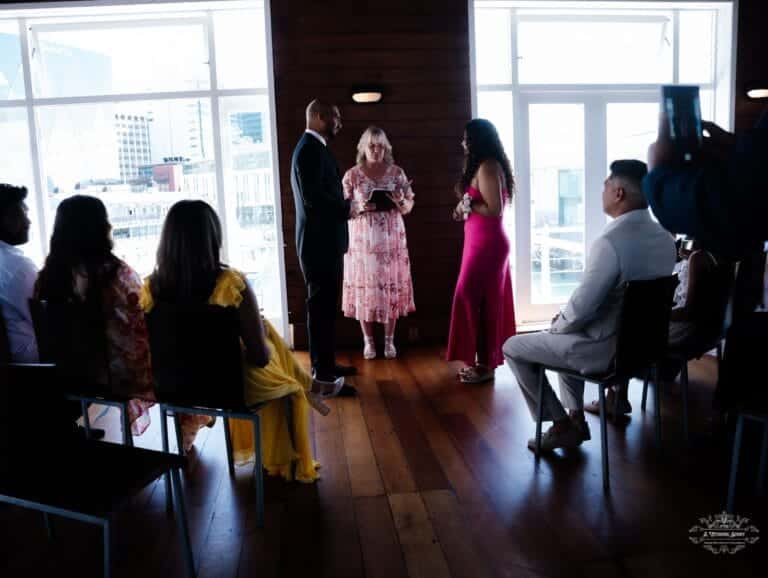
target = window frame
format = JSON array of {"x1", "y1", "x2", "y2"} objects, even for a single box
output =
[
  {"x1": 471, "y1": 0, "x2": 736, "y2": 326},
  {"x1": 0, "y1": 0, "x2": 290, "y2": 339}
]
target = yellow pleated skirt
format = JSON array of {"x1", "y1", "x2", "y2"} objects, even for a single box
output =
[{"x1": 228, "y1": 318, "x2": 320, "y2": 482}]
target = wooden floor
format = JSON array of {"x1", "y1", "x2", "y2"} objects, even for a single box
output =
[{"x1": 2, "y1": 346, "x2": 766, "y2": 577}]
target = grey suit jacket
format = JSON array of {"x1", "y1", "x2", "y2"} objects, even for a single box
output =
[{"x1": 548, "y1": 209, "x2": 676, "y2": 373}]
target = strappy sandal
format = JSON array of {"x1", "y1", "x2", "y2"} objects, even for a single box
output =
[
  {"x1": 459, "y1": 366, "x2": 494, "y2": 384},
  {"x1": 457, "y1": 366, "x2": 474, "y2": 378},
  {"x1": 307, "y1": 392, "x2": 331, "y2": 416}
]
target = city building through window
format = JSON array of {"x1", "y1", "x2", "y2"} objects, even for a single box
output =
[{"x1": 0, "y1": 0, "x2": 288, "y2": 335}]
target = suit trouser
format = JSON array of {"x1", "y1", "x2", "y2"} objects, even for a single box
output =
[
  {"x1": 300, "y1": 255, "x2": 342, "y2": 379},
  {"x1": 502, "y1": 332, "x2": 585, "y2": 422}
]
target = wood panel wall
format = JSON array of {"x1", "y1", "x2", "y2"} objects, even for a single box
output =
[
  {"x1": 270, "y1": 0, "x2": 471, "y2": 349},
  {"x1": 734, "y1": 0, "x2": 768, "y2": 130},
  {"x1": 271, "y1": 0, "x2": 767, "y2": 351}
]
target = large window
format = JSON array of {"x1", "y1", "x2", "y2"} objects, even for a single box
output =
[
  {"x1": 0, "y1": 0, "x2": 288, "y2": 334},
  {"x1": 473, "y1": 0, "x2": 735, "y2": 324}
]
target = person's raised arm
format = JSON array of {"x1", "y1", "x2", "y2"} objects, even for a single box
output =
[{"x1": 238, "y1": 281, "x2": 270, "y2": 368}]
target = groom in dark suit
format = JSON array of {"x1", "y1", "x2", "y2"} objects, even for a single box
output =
[{"x1": 291, "y1": 100, "x2": 357, "y2": 394}]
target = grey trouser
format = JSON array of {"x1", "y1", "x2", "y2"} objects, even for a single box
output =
[{"x1": 502, "y1": 332, "x2": 586, "y2": 422}]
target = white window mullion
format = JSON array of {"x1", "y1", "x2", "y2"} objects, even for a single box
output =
[
  {"x1": 18, "y1": 18, "x2": 50, "y2": 258},
  {"x1": 584, "y1": 97, "x2": 606, "y2": 255},
  {"x1": 205, "y1": 9, "x2": 230, "y2": 264},
  {"x1": 8, "y1": 88, "x2": 267, "y2": 108},
  {"x1": 469, "y1": 0, "x2": 478, "y2": 117},
  {"x1": 510, "y1": 6, "x2": 524, "y2": 316},
  {"x1": 672, "y1": 9, "x2": 680, "y2": 84},
  {"x1": 263, "y1": 0, "x2": 290, "y2": 341}
]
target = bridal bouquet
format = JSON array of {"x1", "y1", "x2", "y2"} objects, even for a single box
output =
[{"x1": 461, "y1": 192, "x2": 472, "y2": 219}]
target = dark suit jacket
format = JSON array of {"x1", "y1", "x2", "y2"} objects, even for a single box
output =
[
  {"x1": 643, "y1": 107, "x2": 768, "y2": 259},
  {"x1": 290, "y1": 132, "x2": 351, "y2": 267}
]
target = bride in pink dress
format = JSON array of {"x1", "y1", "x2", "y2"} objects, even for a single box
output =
[{"x1": 446, "y1": 119, "x2": 516, "y2": 383}]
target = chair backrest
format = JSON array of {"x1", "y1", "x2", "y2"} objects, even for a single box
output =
[
  {"x1": 0, "y1": 363, "x2": 68, "y2": 477},
  {"x1": 30, "y1": 298, "x2": 111, "y2": 388},
  {"x1": 145, "y1": 302, "x2": 245, "y2": 410},
  {"x1": 690, "y1": 261, "x2": 736, "y2": 351},
  {"x1": 0, "y1": 310, "x2": 11, "y2": 364},
  {"x1": 614, "y1": 275, "x2": 677, "y2": 379}
]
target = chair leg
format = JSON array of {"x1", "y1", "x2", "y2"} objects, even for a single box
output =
[
  {"x1": 641, "y1": 369, "x2": 649, "y2": 412},
  {"x1": 43, "y1": 513, "x2": 54, "y2": 541},
  {"x1": 535, "y1": 367, "x2": 545, "y2": 456},
  {"x1": 103, "y1": 519, "x2": 111, "y2": 578},
  {"x1": 160, "y1": 406, "x2": 173, "y2": 515},
  {"x1": 120, "y1": 401, "x2": 133, "y2": 447},
  {"x1": 223, "y1": 416, "x2": 235, "y2": 477},
  {"x1": 173, "y1": 412, "x2": 184, "y2": 456},
  {"x1": 598, "y1": 383, "x2": 610, "y2": 492},
  {"x1": 81, "y1": 399, "x2": 91, "y2": 439},
  {"x1": 653, "y1": 365, "x2": 662, "y2": 448},
  {"x1": 680, "y1": 360, "x2": 690, "y2": 446},
  {"x1": 727, "y1": 414, "x2": 745, "y2": 513},
  {"x1": 757, "y1": 420, "x2": 768, "y2": 497},
  {"x1": 284, "y1": 397, "x2": 296, "y2": 480},
  {"x1": 252, "y1": 415, "x2": 265, "y2": 528},
  {"x1": 171, "y1": 468, "x2": 196, "y2": 578}
]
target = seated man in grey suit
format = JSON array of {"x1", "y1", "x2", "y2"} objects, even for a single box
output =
[{"x1": 503, "y1": 160, "x2": 676, "y2": 451}]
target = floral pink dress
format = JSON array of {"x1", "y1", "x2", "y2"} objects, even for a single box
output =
[
  {"x1": 78, "y1": 262, "x2": 155, "y2": 435},
  {"x1": 342, "y1": 164, "x2": 416, "y2": 323}
]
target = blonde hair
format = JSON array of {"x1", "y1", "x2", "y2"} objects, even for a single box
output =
[{"x1": 356, "y1": 126, "x2": 394, "y2": 166}]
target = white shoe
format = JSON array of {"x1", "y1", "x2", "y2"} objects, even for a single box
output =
[
  {"x1": 527, "y1": 422, "x2": 585, "y2": 452},
  {"x1": 363, "y1": 338, "x2": 376, "y2": 360},
  {"x1": 384, "y1": 337, "x2": 397, "y2": 359},
  {"x1": 311, "y1": 376, "x2": 345, "y2": 398}
]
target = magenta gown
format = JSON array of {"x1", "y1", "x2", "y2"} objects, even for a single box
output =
[{"x1": 446, "y1": 186, "x2": 516, "y2": 368}]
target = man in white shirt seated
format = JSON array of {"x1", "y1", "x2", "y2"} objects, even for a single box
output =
[
  {"x1": 0, "y1": 183, "x2": 39, "y2": 362},
  {"x1": 503, "y1": 160, "x2": 676, "y2": 452}
]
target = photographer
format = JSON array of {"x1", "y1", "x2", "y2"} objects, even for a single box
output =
[{"x1": 644, "y1": 107, "x2": 768, "y2": 258}]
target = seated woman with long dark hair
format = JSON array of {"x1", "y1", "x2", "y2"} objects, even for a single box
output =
[
  {"x1": 35, "y1": 195, "x2": 154, "y2": 434},
  {"x1": 140, "y1": 200, "x2": 327, "y2": 482}
]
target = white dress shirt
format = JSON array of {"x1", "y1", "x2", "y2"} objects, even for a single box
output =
[
  {"x1": 305, "y1": 129, "x2": 327, "y2": 146},
  {"x1": 0, "y1": 240, "x2": 39, "y2": 362}
]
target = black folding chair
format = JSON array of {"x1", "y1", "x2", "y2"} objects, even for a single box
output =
[
  {"x1": 146, "y1": 302, "x2": 273, "y2": 527},
  {"x1": 30, "y1": 299, "x2": 134, "y2": 445},
  {"x1": 0, "y1": 309, "x2": 12, "y2": 364},
  {"x1": 641, "y1": 263, "x2": 735, "y2": 443},
  {"x1": 0, "y1": 363, "x2": 196, "y2": 578},
  {"x1": 727, "y1": 411, "x2": 768, "y2": 512},
  {"x1": 534, "y1": 276, "x2": 677, "y2": 492}
]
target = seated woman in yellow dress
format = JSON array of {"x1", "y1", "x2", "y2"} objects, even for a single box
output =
[{"x1": 140, "y1": 200, "x2": 330, "y2": 482}]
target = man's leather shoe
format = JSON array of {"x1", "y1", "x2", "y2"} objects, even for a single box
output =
[
  {"x1": 337, "y1": 384, "x2": 358, "y2": 397},
  {"x1": 334, "y1": 364, "x2": 357, "y2": 377}
]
